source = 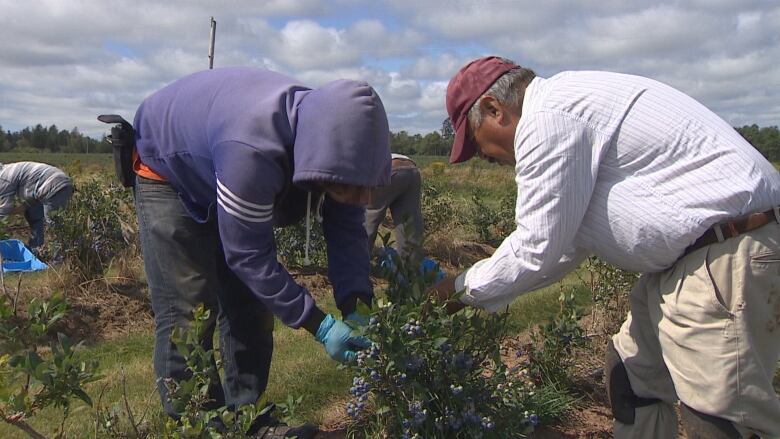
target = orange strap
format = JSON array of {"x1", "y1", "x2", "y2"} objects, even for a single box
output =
[{"x1": 133, "y1": 149, "x2": 167, "y2": 181}]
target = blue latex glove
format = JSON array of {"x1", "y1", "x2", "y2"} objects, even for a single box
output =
[
  {"x1": 420, "y1": 257, "x2": 445, "y2": 283},
  {"x1": 315, "y1": 314, "x2": 371, "y2": 363}
]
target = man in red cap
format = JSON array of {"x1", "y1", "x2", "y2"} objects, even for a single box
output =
[{"x1": 429, "y1": 56, "x2": 780, "y2": 438}]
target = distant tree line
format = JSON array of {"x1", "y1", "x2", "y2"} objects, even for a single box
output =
[
  {"x1": 735, "y1": 125, "x2": 780, "y2": 162},
  {"x1": 0, "y1": 119, "x2": 457, "y2": 156},
  {"x1": 393, "y1": 122, "x2": 780, "y2": 162},
  {"x1": 0, "y1": 121, "x2": 777, "y2": 161},
  {"x1": 0, "y1": 123, "x2": 110, "y2": 154},
  {"x1": 390, "y1": 118, "x2": 454, "y2": 156}
]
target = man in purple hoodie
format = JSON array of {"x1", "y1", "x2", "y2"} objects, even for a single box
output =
[{"x1": 132, "y1": 67, "x2": 391, "y2": 435}]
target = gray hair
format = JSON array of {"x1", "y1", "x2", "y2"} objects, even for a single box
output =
[{"x1": 467, "y1": 58, "x2": 535, "y2": 130}]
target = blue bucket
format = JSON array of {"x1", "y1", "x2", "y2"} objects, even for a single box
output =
[{"x1": 0, "y1": 239, "x2": 48, "y2": 273}]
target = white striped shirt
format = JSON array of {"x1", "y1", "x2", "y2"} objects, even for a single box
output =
[
  {"x1": 457, "y1": 71, "x2": 780, "y2": 312},
  {"x1": 0, "y1": 161, "x2": 72, "y2": 216}
]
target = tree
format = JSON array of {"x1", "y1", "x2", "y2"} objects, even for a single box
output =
[
  {"x1": 66, "y1": 127, "x2": 86, "y2": 153},
  {"x1": 420, "y1": 132, "x2": 444, "y2": 155},
  {"x1": 46, "y1": 124, "x2": 60, "y2": 152},
  {"x1": 736, "y1": 125, "x2": 780, "y2": 162},
  {"x1": 57, "y1": 128, "x2": 70, "y2": 151},
  {"x1": 441, "y1": 117, "x2": 454, "y2": 142},
  {"x1": 31, "y1": 124, "x2": 46, "y2": 150},
  {"x1": 391, "y1": 130, "x2": 416, "y2": 155}
]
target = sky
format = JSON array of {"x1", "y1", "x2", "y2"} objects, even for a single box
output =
[{"x1": 1, "y1": 0, "x2": 778, "y2": 140}]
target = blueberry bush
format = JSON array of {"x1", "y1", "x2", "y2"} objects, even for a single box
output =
[
  {"x1": 45, "y1": 179, "x2": 134, "y2": 281},
  {"x1": 526, "y1": 287, "x2": 588, "y2": 388},
  {"x1": 345, "y1": 250, "x2": 570, "y2": 438},
  {"x1": 467, "y1": 189, "x2": 515, "y2": 247},
  {"x1": 420, "y1": 180, "x2": 457, "y2": 235},
  {"x1": 273, "y1": 220, "x2": 327, "y2": 268},
  {"x1": 162, "y1": 304, "x2": 274, "y2": 438},
  {"x1": 0, "y1": 217, "x2": 10, "y2": 241},
  {"x1": 0, "y1": 290, "x2": 100, "y2": 438},
  {"x1": 583, "y1": 257, "x2": 639, "y2": 338}
]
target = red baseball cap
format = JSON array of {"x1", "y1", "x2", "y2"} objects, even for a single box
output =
[{"x1": 445, "y1": 56, "x2": 519, "y2": 163}]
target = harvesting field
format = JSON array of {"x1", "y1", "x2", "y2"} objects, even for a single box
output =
[{"x1": 0, "y1": 152, "x2": 776, "y2": 438}]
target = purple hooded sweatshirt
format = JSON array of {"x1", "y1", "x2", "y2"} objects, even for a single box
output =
[{"x1": 133, "y1": 67, "x2": 391, "y2": 328}]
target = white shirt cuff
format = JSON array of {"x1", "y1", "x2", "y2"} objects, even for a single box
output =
[{"x1": 454, "y1": 269, "x2": 483, "y2": 309}]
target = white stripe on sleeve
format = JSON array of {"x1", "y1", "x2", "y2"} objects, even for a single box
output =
[{"x1": 216, "y1": 178, "x2": 273, "y2": 223}]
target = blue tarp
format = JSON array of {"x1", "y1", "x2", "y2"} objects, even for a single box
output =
[{"x1": 0, "y1": 239, "x2": 48, "y2": 273}]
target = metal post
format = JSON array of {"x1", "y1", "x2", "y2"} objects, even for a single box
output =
[{"x1": 208, "y1": 17, "x2": 217, "y2": 69}]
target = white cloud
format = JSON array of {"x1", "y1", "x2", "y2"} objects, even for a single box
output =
[
  {"x1": 0, "y1": 0, "x2": 778, "y2": 138},
  {"x1": 403, "y1": 54, "x2": 464, "y2": 80},
  {"x1": 271, "y1": 20, "x2": 359, "y2": 70},
  {"x1": 419, "y1": 81, "x2": 448, "y2": 112}
]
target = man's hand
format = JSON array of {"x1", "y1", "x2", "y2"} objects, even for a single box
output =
[
  {"x1": 315, "y1": 314, "x2": 371, "y2": 363},
  {"x1": 425, "y1": 275, "x2": 466, "y2": 315}
]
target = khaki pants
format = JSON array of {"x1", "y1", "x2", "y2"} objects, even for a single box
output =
[{"x1": 612, "y1": 222, "x2": 780, "y2": 438}]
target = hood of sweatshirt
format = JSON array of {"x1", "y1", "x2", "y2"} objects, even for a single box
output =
[{"x1": 292, "y1": 79, "x2": 391, "y2": 189}]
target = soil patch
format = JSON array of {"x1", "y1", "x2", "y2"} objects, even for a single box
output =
[
  {"x1": 291, "y1": 268, "x2": 332, "y2": 301},
  {"x1": 427, "y1": 239, "x2": 496, "y2": 269},
  {"x1": 62, "y1": 278, "x2": 153, "y2": 341}
]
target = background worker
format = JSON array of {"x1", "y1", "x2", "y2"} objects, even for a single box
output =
[
  {"x1": 364, "y1": 153, "x2": 424, "y2": 258},
  {"x1": 0, "y1": 161, "x2": 73, "y2": 249},
  {"x1": 365, "y1": 153, "x2": 445, "y2": 286},
  {"x1": 430, "y1": 56, "x2": 780, "y2": 438},
  {"x1": 131, "y1": 66, "x2": 390, "y2": 437}
]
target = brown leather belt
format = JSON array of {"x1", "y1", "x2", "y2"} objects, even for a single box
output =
[{"x1": 684, "y1": 207, "x2": 780, "y2": 256}]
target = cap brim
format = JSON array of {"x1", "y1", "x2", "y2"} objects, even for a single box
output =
[{"x1": 449, "y1": 118, "x2": 477, "y2": 164}]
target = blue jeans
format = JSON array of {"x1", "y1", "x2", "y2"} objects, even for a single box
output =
[
  {"x1": 134, "y1": 176, "x2": 274, "y2": 418},
  {"x1": 25, "y1": 184, "x2": 74, "y2": 249}
]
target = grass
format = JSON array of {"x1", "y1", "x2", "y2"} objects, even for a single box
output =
[
  {"x1": 506, "y1": 272, "x2": 592, "y2": 335},
  {"x1": 0, "y1": 319, "x2": 347, "y2": 438},
  {"x1": 0, "y1": 269, "x2": 592, "y2": 438},
  {"x1": 0, "y1": 152, "x2": 112, "y2": 170},
  {"x1": 420, "y1": 157, "x2": 515, "y2": 203}
]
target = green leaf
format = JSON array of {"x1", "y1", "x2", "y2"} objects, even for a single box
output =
[
  {"x1": 356, "y1": 300, "x2": 372, "y2": 316},
  {"x1": 433, "y1": 337, "x2": 449, "y2": 348},
  {"x1": 72, "y1": 388, "x2": 93, "y2": 406},
  {"x1": 255, "y1": 394, "x2": 268, "y2": 410},
  {"x1": 26, "y1": 351, "x2": 44, "y2": 370},
  {"x1": 221, "y1": 410, "x2": 235, "y2": 424}
]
